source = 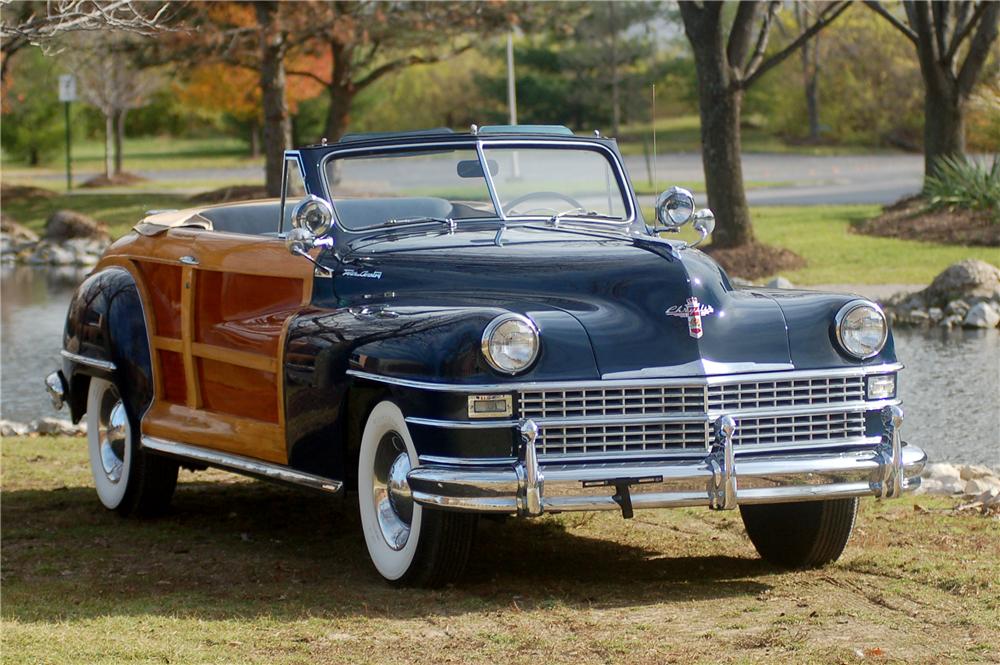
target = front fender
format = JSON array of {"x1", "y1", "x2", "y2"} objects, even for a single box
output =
[{"x1": 62, "y1": 267, "x2": 153, "y2": 423}]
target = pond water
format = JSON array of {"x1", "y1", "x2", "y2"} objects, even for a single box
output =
[{"x1": 2, "y1": 266, "x2": 998, "y2": 465}]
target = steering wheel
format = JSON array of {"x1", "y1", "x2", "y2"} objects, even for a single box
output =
[{"x1": 503, "y1": 191, "x2": 584, "y2": 216}]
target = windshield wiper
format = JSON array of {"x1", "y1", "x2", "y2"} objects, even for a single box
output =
[
  {"x1": 548, "y1": 208, "x2": 624, "y2": 227},
  {"x1": 386, "y1": 216, "x2": 457, "y2": 232}
]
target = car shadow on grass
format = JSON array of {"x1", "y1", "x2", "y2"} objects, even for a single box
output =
[{"x1": 2, "y1": 479, "x2": 774, "y2": 622}]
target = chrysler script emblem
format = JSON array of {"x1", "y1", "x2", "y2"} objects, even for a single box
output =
[{"x1": 665, "y1": 297, "x2": 715, "y2": 339}]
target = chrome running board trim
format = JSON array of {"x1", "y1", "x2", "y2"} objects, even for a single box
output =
[
  {"x1": 141, "y1": 436, "x2": 343, "y2": 494},
  {"x1": 61, "y1": 349, "x2": 117, "y2": 372}
]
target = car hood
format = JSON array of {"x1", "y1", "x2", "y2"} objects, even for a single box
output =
[{"x1": 319, "y1": 228, "x2": 799, "y2": 378}]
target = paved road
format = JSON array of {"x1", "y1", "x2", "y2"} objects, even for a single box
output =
[
  {"x1": 623, "y1": 152, "x2": 925, "y2": 206},
  {"x1": 23, "y1": 153, "x2": 928, "y2": 206}
]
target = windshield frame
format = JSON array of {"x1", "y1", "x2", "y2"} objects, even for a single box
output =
[{"x1": 319, "y1": 137, "x2": 637, "y2": 236}]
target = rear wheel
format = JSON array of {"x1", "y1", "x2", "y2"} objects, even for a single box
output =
[
  {"x1": 86, "y1": 378, "x2": 178, "y2": 516},
  {"x1": 739, "y1": 498, "x2": 858, "y2": 568},
  {"x1": 358, "y1": 400, "x2": 477, "y2": 587}
]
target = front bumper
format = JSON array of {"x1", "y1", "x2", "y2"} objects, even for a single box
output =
[{"x1": 407, "y1": 405, "x2": 926, "y2": 517}]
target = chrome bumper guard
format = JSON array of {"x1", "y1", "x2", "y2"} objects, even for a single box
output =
[{"x1": 406, "y1": 405, "x2": 925, "y2": 517}]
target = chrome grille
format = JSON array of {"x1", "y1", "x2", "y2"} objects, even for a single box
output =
[
  {"x1": 520, "y1": 375, "x2": 874, "y2": 459},
  {"x1": 537, "y1": 422, "x2": 708, "y2": 457},
  {"x1": 726, "y1": 412, "x2": 865, "y2": 447},
  {"x1": 520, "y1": 385, "x2": 704, "y2": 420},
  {"x1": 707, "y1": 376, "x2": 865, "y2": 411}
]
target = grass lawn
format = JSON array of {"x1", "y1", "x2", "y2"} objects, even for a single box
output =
[
  {"x1": 1, "y1": 136, "x2": 262, "y2": 175},
  {"x1": 652, "y1": 205, "x2": 1000, "y2": 285},
  {"x1": 2, "y1": 192, "x2": 193, "y2": 239},
  {"x1": 2, "y1": 435, "x2": 998, "y2": 664}
]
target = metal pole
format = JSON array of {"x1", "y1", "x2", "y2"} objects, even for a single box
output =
[
  {"x1": 506, "y1": 32, "x2": 517, "y2": 125},
  {"x1": 64, "y1": 101, "x2": 72, "y2": 191}
]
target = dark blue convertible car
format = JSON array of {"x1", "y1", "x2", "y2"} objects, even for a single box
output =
[{"x1": 46, "y1": 125, "x2": 926, "y2": 586}]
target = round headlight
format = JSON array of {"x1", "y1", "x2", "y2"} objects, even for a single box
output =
[
  {"x1": 835, "y1": 301, "x2": 888, "y2": 359},
  {"x1": 481, "y1": 314, "x2": 539, "y2": 374}
]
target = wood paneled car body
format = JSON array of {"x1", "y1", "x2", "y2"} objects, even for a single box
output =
[{"x1": 46, "y1": 126, "x2": 926, "y2": 586}]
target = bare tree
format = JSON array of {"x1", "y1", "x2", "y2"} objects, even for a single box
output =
[
  {"x1": 678, "y1": 1, "x2": 849, "y2": 248},
  {"x1": 864, "y1": 1, "x2": 1000, "y2": 182},
  {"x1": 0, "y1": 0, "x2": 171, "y2": 81},
  {"x1": 71, "y1": 33, "x2": 160, "y2": 179}
]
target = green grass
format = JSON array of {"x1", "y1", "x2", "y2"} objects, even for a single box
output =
[
  {"x1": 615, "y1": 115, "x2": 894, "y2": 156},
  {"x1": 1, "y1": 136, "x2": 262, "y2": 174},
  {"x1": 646, "y1": 204, "x2": 1000, "y2": 285},
  {"x1": 2, "y1": 192, "x2": 192, "y2": 238},
  {"x1": 3, "y1": 435, "x2": 998, "y2": 664}
]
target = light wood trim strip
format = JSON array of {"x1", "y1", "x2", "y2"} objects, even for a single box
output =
[
  {"x1": 190, "y1": 343, "x2": 277, "y2": 373},
  {"x1": 152, "y1": 336, "x2": 183, "y2": 353},
  {"x1": 180, "y1": 265, "x2": 201, "y2": 409}
]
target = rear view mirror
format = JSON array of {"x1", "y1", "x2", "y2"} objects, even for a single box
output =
[{"x1": 457, "y1": 159, "x2": 499, "y2": 178}]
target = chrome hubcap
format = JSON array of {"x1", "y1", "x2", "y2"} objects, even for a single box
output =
[
  {"x1": 372, "y1": 432, "x2": 413, "y2": 551},
  {"x1": 99, "y1": 392, "x2": 127, "y2": 484}
]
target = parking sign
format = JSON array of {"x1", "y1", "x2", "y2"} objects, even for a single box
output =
[{"x1": 58, "y1": 74, "x2": 77, "y2": 102}]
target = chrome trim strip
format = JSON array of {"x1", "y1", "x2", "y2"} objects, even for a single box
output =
[
  {"x1": 419, "y1": 455, "x2": 518, "y2": 466},
  {"x1": 141, "y1": 437, "x2": 343, "y2": 494},
  {"x1": 602, "y1": 359, "x2": 795, "y2": 379},
  {"x1": 348, "y1": 364, "x2": 904, "y2": 393},
  {"x1": 60, "y1": 349, "x2": 117, "y2": 372},
  {"x1": 405, "y1": 399, "x2": 898, "y2": 430},
  {"x1": 407, "y1": 417, "x2": 519, "y2": 429}
]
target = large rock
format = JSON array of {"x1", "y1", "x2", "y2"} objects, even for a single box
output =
[
  {"x1": 918, "y1": 260, "x2": 1000, "y2": 308},
  {"x1": 1, "y1": 215, "x2": 39, "y2": 243},
  {"x1": 44, "y1": 210, "x2": 110, "y2": 242},
  {"x1": 963, "y1": 302, "x2": 1000, "y2": 329},
  {"x1": 0, "y1": 420, "x2": 30, "y2": 437}
]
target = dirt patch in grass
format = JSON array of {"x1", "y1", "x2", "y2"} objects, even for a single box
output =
[
  {"x1": 703, "y1": 242, "x2": 808, "y2": 281},
  {"x1": 3, "y1": 436, "x2": 998, "y2": 664},
  {"x1": 188, "y1": 184, "x2": 270, "y2": 204},
  {"x1": 851, "y1": 196, "x2": 1000, "y2": 247},
  {"x1": 1, "y1": 183, "x2": 57, "y2": 202},
  {"x1": 79, "y1": 172, "x2": 149, "y2": 188}
]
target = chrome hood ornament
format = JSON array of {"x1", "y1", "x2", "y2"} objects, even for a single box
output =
[{"x1": 665, "y1": 297, "x2": 715, "y2": 339}]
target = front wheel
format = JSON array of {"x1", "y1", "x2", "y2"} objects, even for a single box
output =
[
  {"x1": 86, "y1": 377, "x2": 178, "y2": 516},
  {"x1": 357, "y1": 400, "x2": 477, "y2": 587},
  {"x1": 739, "y1": 498, "x2": 858, "y2": 568}
]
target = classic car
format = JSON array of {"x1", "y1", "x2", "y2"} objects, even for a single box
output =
[{"x1": 45, "y1": 125, "x2": 926, "y2": 587}]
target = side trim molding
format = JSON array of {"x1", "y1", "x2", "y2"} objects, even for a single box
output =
[
  {"x1": 61, "y1": 349, "x2": 117, "y2": 372},
  {"x1": 141, "y1": 436, "x2": 343, "y2": 494}
]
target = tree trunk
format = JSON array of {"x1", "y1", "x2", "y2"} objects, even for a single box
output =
[
  {"x1": 255, "y1": 2, "x2": 290, "y2": 198},
  {"x1": 795, "y1": 2, "x2": 821, "y2": 141},
  {"x1": 249, "y1": 120, "x2": 261, "y2": 158},
  {"x1": 114, "y1": 109, "x2": 126, "y2": 175},
  {"x1": 922, "y1": 84, "x2": 965, "y2": 180},
  {"x1": 609, "y1": 2, "x2": 620, "y2": 136},
  {"x1": 104, "y1": 113, "x2": 114, "y2": 179},
  {"x1": 683, "y1": 5, "x2": 754, "y2": 249},
  {"x1": 323, "y1": 83, "x2": 353, "y2": 143}
]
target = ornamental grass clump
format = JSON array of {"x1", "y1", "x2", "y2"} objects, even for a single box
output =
[{"x1": 924, "y1": 155, "x2": 1000, "y2": 222}]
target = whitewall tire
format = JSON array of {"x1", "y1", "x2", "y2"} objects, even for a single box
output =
[
  {"x1": 85, "y1": 377, "x2": 178, "y2": 516},
  {"x1": 358, "y1": 400, "x2": 477, "y2": 587}
]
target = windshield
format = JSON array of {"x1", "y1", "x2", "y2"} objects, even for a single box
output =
[
  {"x1": 483, "y1": 147, "x2": 628, "y2": 220},
  {"x1": 324, "y1": 143, "x2": 630, "y2": 230}
]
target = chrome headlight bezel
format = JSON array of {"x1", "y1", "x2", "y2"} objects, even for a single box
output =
[
  {"x1": 481, "y1": 313, "x2": 540, "y2": 375},
  {"x1": 835, "y1": 300, "x2": 888, "y2": 359}
]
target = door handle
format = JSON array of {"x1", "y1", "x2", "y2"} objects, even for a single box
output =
[{"x1": 179, "y1": 255, "x2": 199, "y2": 265}]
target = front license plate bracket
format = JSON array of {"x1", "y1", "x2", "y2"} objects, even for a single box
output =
[{"x1": 581, "y1": 475, "x2": 663, "y2": 519}]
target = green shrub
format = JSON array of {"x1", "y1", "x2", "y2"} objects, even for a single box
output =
[{"x1": 924, "y1": 155, "x2": 1000, "y2": 221}]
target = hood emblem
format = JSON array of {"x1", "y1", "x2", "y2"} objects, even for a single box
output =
[{"x1": 665, "y1": 297, "x2": 715, "y2": 339}]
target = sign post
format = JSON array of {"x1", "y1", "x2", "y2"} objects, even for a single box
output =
[{"x1": 58, "y1": 74, "x2": 77, "y2": 191}]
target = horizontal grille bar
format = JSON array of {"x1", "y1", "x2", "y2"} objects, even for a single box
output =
[{"x1": 522, "y1": 375, "x2": 872, "y2": 459}]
